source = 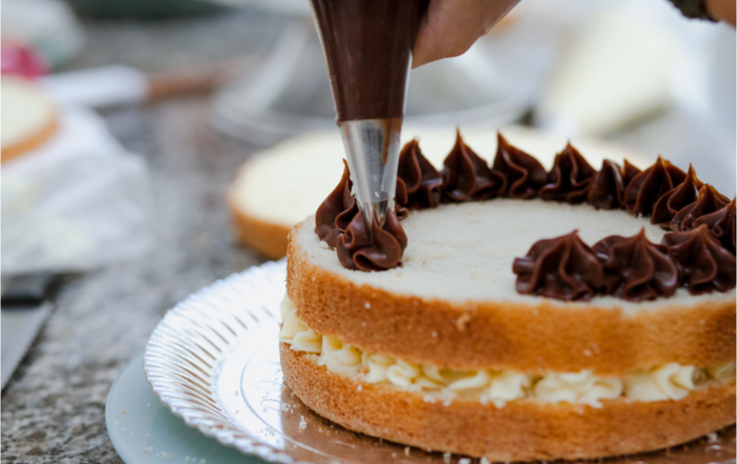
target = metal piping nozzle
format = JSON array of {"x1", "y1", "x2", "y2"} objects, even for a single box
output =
[{"x1": 339, "y1": 118, "x2": 403, "y2": 231}]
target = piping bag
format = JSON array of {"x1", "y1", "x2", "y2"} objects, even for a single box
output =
[{"x1": 310, "y1": 0, "x2": 429, "y2": 231}]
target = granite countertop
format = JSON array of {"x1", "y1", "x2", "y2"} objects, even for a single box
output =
[{"x1": 1, "y1": 8, "x2": 289, "y2": 463}]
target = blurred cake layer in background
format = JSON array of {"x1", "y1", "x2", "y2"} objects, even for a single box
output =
[{"x1": 1, "y1": 76, "x2": 58, "y2": 163}]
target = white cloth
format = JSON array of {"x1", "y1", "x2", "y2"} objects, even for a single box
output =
[{"x1": 2, "y1": 104, "x2": 153, "y2": 275}]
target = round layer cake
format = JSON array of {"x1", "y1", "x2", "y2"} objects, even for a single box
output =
[{"x1": 279, "y1": 134, "x2": 736, "y2": 462}]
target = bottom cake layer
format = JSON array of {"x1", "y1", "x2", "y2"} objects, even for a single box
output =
[{"x1": 280, "y1": 344, "x2": 736, "y2": 462}]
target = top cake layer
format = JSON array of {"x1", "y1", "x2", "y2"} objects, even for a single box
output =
[
  {"x1": 288, "y1": 203, "x2": 735, "y2": 374},
  {"x1": 294, "y1": 199, "x2": 732, "y2": 313}
]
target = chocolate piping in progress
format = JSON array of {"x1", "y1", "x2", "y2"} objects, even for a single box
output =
[{"x1": 314, "y1": 132, "x2": 736, "y2": 300}]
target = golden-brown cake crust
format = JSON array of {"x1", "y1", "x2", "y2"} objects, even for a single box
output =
[
  {"x1": 1, "y1": 117, "x2": 58, "y2": 164},
  {"x1": 287, "y1": 231, "x2": 736, "y2": 375},
  {"x1": 281, "y1": 344, "x2": 736, "y2": 462},
  {"x1": 229, "y1": 190, "x2": 290, "y2": 259}
]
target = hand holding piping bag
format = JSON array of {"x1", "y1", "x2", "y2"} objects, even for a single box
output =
[{"x1": 412, "y1": 0, "x2": 735, "y2": 69}]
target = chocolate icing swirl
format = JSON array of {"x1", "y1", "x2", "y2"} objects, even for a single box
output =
[
  {"x1": 621, "y1": 159, "x2": 641, "y2": 186},
  {"x1": 336, "y1": 209, "x2": 408, "y2": 271},
  {"x1": 662, "y1": 225, "x2": 736, "y2": 294},
  {"x1": 490, "y1": 133, "x2": 547, "y2": 199},
  {"x1": 587, "y1": 160, "x2": 625, "y2": 210},
  {"x1": 650, "y1": 165, "x2": 703, "y2": 228},
  {"x1": 587, "y1": 159, "x2": 642, "y2": 210},
  {"x1": 671, "y1": 184, "x2": 730, "y2": 232},
  {"x1": 592, "y1": 229, "x2": 678, "y2": 301},
  {"x1": 315, "y1": 135, "x2": 734, "y2": 301},
  {"x1": 513, "y1": 231, "x2": 606, "y2": 301},
  {"x1": 315, "y1": 160, "x2": 359, "y2": 247},
  {"x1": 396, "y1": 139, "x2": 443, "y2": 215},
  {"x1": 540, "y1": 143, "x2": 597, "y2": 203},
  {"x1": 692, "y1": 198, "x2": 736, "y2": 254},
  {"x1": 624, "y1": 156, "x2": 687, "y2": 216},
  {"x1": 441, "y1": 130, "x2": 501, "y2": 201}
]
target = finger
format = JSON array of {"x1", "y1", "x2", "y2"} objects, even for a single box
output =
[{"x1": 412, "y1": 0, "x2": 521, "y2": 68}]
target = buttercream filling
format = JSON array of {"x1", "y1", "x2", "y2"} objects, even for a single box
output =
[{"x1": 279, "y1": 296, "x2": 734, "y2": 407}]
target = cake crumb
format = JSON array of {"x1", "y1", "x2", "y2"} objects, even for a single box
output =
[
  {"x1": 431, "y1": 331, "x2": 438, "y2": 338},
  {"x1": 492, "y1": 399, "x2": 507, "y2": 409},
  {"x1": 357, "y1": 384, "x2": 363, "y2": 392},
  {"x1": 392, "y1": 453, "x2": 397, "y2": 458},
  {"x1": 480, "y1": 458, "x2": 491, "y2": 464},
  {"x1": 443, "y1": 451, "x2": 452, "y2": 463},
  {"x1": 453, "y1": 313, "x2": 471, "y2": 331},
  {"x1": 364, "y1": 302, "x2": 371, "y2": 309},
  {"x1": 583, "y1": 349, "x2": 592, "y2": 357},
  {"x1": 404, "y1": 446, "x2": 410, "y2": 456},
  {"x1": 299, "y1": 416, "x2": 307, "y2": 430},
  {"x1": 458, "y1": 459, "x2": 471, "y2": 464},
  {"x1": 423, "y1": 395, "x2": 436, "y2": 403},
  {"x1": 443, "y1": 399, "x2": 452, "y2": 407},
  {"x1": 707, "y1": 432, "x2": 718, "y2": 443}
]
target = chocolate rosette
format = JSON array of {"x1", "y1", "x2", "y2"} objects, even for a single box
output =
[
  {"x1": 624, "y1": 156, "x2": 687, "y2": 216},
  {"x1": 540, "y1": 143, "x2": 597, "y2": 203},
  {"x1": 441, "y1": 131, "x2": 501, "y2": 201},
  {"x1": 592, "y1": 229, "x2": 678, "y2": 301},
  {"x1": 396, "y1": 139, "x2": 443, "y2": 216},
  {"x1": 336, "y1": 209, "x2": 408, "y2": 272},
  {"x1": 490, "y1": 133, "x2": 547, "y2": 199},
  {"x1": 513, "y1": 231, "x2": 606, "y2": 301},
  {"x1": 315, "y1": 160, "x2": 359, "y2": 247},
  {"x1": 587, "y1": 159, "x2": 642, "y2": 210},
  {"x1": 662, "y1": 225, "x2": 736, "y2": 294},
  {"x1": 651, "y1": 165, "x2": 703, "y2": 228},
  {"x1": 693, "y1": 198, "x2": 736, "y2": 254},
  {"x1": 671, "y1": 184, "x2": 730, "y2": 232}
]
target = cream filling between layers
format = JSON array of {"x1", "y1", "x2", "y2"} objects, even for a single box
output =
[{"x1": 279, "y1": 297, "x2": 735, "y2": 407}]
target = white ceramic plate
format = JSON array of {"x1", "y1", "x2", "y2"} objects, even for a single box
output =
[{"x1": 143, "y1": 260, "x2": 736, "y2": 464}]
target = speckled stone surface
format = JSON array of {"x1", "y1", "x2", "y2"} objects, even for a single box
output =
[{"x1": 1, "y1": 9, "x2": 289, "y2": 463}]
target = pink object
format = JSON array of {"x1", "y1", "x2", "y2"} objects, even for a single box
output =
[{"x1": 1, "y1": 42, "x2": 48, "y2": 78}]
